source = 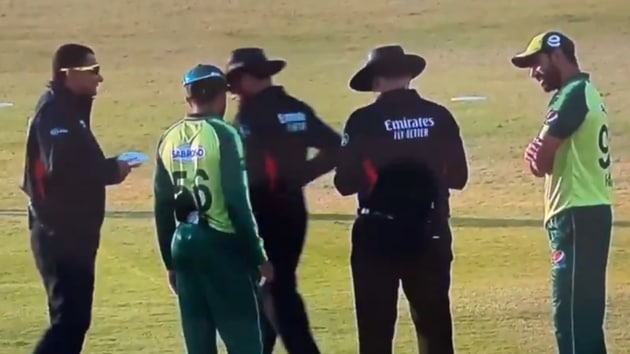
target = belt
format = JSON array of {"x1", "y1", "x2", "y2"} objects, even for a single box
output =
[
  {"x1": 186, "y1": 211, "x2": 200, "y2": 224},
  {"x1": 179, "y1": 211, "x2": 213, "y2": 228},
  {"x1": 358, "y1": 208, "x2": 446, "y2": 241},
  {"x1": 358, "y1": 208, "x2": 395, "y2": 220},
  {"x1": 357, "y1": 207, "x2": 439, "y2": 223}
]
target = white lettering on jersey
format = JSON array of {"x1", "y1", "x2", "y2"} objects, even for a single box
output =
[
  {"x1": 384, "y1": 117, "x2": 435, "y2": 141},
  {"x1": 278, "y1": 112, "x2": 307, "y2": 132},
  {"x1": 172, "y1": 144, "x2": 206, "y2": 162},
  {"x1": 49, "y1": 127, "x2": 69, "y2": 136}
]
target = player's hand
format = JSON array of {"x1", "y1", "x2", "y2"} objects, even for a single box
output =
[
  {"x1": 167, "y1": 270, "x2": 177, "y2": 294},
  {"x1": 524, "y1": 138, "x2": 542, "y2": 162},
  {"x1": 259, "y1": 261, "x2": 274, "y2": 285},
  {"x1": 117, "y1": 160, "x2": 132, "y2": 181},
  {"x1": 529, "y1": 161, "x2": 545, "y2": 177}
]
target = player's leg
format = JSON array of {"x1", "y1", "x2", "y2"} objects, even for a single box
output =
[
  {"x1": 175, "y1": 270, "x2": 218, "y2": 354},
  {"x1": 172, "y1": 224, "x2": 218, "y2": 354},
  {"x1": 547, "y1": 208, "x2": 578, "y2": 354},
  {"x1": 401, "y1": 220, "x2": 455, "y2": 354},
  {"x1": 351, "y1": 217, "x2": 400, "y2": 354},
  {"x1": 211, "y1": 274, "x2": 264, "y2": 354},
  {"x1": 571, "y1": 205, "x2": 612, "y2": 354},
  {"x1": 31, "y1": 223, "x2": 97, "y2": 354},
  {"x1": 202, "y1": 228, "x2": 264, "y2": 354}
]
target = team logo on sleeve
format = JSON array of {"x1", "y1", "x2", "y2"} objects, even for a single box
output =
[
  {"x1": 545, "y1": 110, "x2": 559, "y2": 124},
  {"x1": 172, "y1": 144, "x2": 206, "y2": 162}
]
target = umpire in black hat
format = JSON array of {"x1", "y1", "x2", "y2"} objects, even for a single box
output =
[
  {"x1": 334, "y1": 45, "x2": 469, "y2": 354},
  {"x1": 226, "y1": 48, "x2": 340, "y2": 354}
]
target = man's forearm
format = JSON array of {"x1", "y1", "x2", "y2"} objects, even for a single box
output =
[
  {"x1": 104, "y1": 157, "x2": 122, "y2": 185},
  {"x1": 153, "y1": 154, "x2": 176, "y2": 270},
  {"x1": 227, "y1": 205, "x2": 267, "y2": 266},
  {"x1": 223, "y1": 167, "x2": 267, "y2": 266},
  {"x1": 215, "y1": 122, "x2": 267, "y2": 267},
  {"x1": 43, "y1": 147, "x2": 106, "y2": 188},
  {"x1": 154, "y1": 201, "x2": 176, "y2": 270},
  {"x1": 334, "y1": 172, "x2": 361, "y2": 196},
  {"x1": 303, "y1": 150, "x2": 336, "y2": 185},
  {"x1": 445, "y1": 163, "x2": 468, "y2": 190},
  {"x1": 444, "y1": 138, "x2": 469, "y2": 190}
]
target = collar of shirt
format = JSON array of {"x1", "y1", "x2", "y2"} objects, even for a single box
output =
[
  {"x1": 560, "y1": 72, "x2": 590, "y2": 90},
  {"x1": 256, "y1": 85, "x2": 286, "y2": 98},
  {"x1": 50, "y1": 81, "x2": 93, "y2": 103},
  {"x1": 49, "y1": 82, "x2": 94, "y2": 124},
  {"x1": 548, "y1": 72, "x2": 590, "y2": 106},
  {"x1": 241, "y1": 85, "x2": 286, "y2": 106},
  {"x1": 186, "y1": 112, "x2": 223, "y2": 120},
  {"x1": 376, "y1": 88, "x2": 422, "y2": 103}
]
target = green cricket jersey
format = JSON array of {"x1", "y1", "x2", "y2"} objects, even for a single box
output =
[
  {"x1": 537, "y1": 73, "x2": 613, "y2": 223},
  {"x1": 153, "y1": 115, "x2": 266, "y2": 270}
]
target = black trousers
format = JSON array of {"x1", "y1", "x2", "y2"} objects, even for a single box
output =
[
  {"x1": 253, "y1": 198, "x2": 320, "y2": 354},
  {"x1": 30, "y1": 220, "x2": 98, "y2": 354},
  {"x1": 351, "y1": 215, "x2": 455, "y2": 354}
]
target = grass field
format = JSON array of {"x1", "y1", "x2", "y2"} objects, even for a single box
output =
[{"x1": 1, "y1": 0, "x2": 629, "y2": 352}]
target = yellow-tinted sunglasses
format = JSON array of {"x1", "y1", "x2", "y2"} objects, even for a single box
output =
[{"x1": 60, "y1": 64, "x2": 100, "y2": 75}]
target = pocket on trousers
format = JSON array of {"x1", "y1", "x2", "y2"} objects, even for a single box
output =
[
  {"x1": 546, "y1": 210, "x2": 574, "y2": 252},
  {"x1": 171, "y1": 223, "x2": 207, "y2": 269}
]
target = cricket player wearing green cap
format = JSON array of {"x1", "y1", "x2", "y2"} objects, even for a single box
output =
[
  {"x1": 153, "y1": 64, "x2": 273, "y2": 354},
  {"x1": 512, "y1": 32, "x2": 613, "y2": 354}
]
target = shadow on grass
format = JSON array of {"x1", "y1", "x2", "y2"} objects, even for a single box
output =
[{"x1": 1, "y1": 209, "x2": 629, "y2": 228}]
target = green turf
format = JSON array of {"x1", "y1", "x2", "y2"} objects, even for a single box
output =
[{"x1": 1, "y1": 0, "x2": 630, "y2": 352}]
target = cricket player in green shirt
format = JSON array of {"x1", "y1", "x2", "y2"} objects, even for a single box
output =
[
  {"x1": 153, "y1": 64, "x2": 273, "y2": 354},
  {"x1": 512, "y1": 32, "x2": 613, "y2": 354}
]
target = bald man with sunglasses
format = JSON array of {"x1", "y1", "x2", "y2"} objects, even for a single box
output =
[{"x1": 22, "y1": 43, "x2": 133, "y2": 354}]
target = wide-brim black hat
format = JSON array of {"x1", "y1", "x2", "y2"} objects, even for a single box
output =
[
  {"x1": 225, "y1": 47, "x2": 286, "y2": 82},
  {"x1": 349, "y1": 45, "x2": 426, "y2": 92}
]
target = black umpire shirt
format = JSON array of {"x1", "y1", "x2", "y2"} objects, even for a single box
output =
[
  {"x1": 334, "y1": 88, "x2": 468, "y2": 218},
  {"x1": 22, "y1": 84, "x2": 123, "y2": 236},
  {"x1": 234, "y1": 86, "x2": 341, "y2": 209}
]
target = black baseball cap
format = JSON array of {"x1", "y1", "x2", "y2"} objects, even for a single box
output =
[{"x1": 511, "y1": 31, "x2": 576, "y2": 68}]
